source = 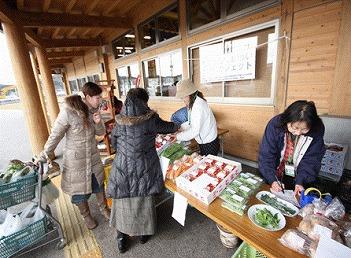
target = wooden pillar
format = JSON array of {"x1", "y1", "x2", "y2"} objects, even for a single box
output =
[
  {"x1": 35, "y1": 46, "x2": 60, "y2": 126},
  {"x1": 102, "y1": 53, "x2": 111, "y2": 82},
  {"x1": 2, "y1": 23, "x2": 49, "y2": 155},
  {"x1": 29, "y1": 51, "x2": 50, "y2": 131},
  {"x1": 62, "y1": 72, "x2": 71, "y2": 95}
]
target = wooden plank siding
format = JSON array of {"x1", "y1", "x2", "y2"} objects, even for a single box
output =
[{"x1": 287, "y1": 1, "x2": 342, "y2": 114}]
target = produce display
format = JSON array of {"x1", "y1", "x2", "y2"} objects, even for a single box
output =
[
  {"x1": 161, "y1": 143, "x2": 191, "y2": 163},
  {"x1": 175, "y1": 155, "x2": 242, "y2": 205},
  {"x1": 256, "y1": 191, "x2": 299, "y2": 217},
  {"x1": 0, "y1": 160, "x2": 34, "y2": 184},
  {"x1": 254, "y1": 208, "x2": 280, "y2": 229},
  {"x1": 155, "y1": 134, "x2": 176, "y2": 153},
  {"x1": 220, "y1": 172, "x2": 263, "y2": 216},
  {"x1": 166, "y1": 152, "x2": 203, "y2": 180}
]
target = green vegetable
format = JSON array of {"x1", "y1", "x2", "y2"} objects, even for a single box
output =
[
  {"x1": 161, "y1": 143, "x2": 184, "y2": 158},
  {"x1": 254, "y1": 208, "x2": 280, "y2": 229},
  {"x1": 222, "y1": 202, "x2": 247, "y2": 216},
  {"x1": 260, "y1": 194, "x2": 296, "y2": 216}
]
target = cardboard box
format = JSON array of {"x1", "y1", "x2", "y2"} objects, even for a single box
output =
[{"x1": 176, "y1": 155, "x2": 242, "y2": 205}]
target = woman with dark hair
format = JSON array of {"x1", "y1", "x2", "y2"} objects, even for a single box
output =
[
  {"x1": 39, "y1": 82, "x2": 110, "y2": 229},
  {"x1": 175, "y1": 79, "x2": 219, "y2": 155},
  {"x1": 107, "y1": 88, "x2": 179, "y2": 253},
  {"x1": 258, "y1": 100, "x2": 326, "y2": 195}
]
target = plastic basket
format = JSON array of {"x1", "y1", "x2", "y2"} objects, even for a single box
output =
[
  {"x1": 320, "y1": 143, "x2": 348, "y2": 177},
  {"x1": 0, "y1": 215, "x2": 48, "y2": 258},
  {"x1": 232, "y1": 242, "x2": 267, "y2": 258},
  {"x1": 0, "y1": 173, "x2": 38, "y2": 210}
]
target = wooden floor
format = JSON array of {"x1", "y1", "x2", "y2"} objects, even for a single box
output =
[{"x1": 52, "y1": 176, "x2": 103, "y2": 258}]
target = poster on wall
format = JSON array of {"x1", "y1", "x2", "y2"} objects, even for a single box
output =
[{"x1": 200, "y1": 36, "x2": 258, "y2": 83}]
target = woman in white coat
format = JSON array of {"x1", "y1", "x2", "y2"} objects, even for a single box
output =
[{"x1": 175, "y1": 79, "x2": 219, "y2": 155}]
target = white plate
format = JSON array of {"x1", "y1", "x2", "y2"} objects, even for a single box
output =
[
  {"x1": 256, "y1": 191, "x2": 299, "y2": 217},
  {"x1": 248, "y1": 204, "x2": 286, "y2": 231}
]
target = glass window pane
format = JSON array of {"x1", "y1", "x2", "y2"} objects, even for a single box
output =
[
  {"x1": 117, "y1": 67, "x2": 130, "y2": 96},
  {"x1": 140, "y1": 20, "x2": 157, "y2": 49},
  {"x1": 93, "y1": 74, "x2": 100, "y2": 82},
  {"x1": 69, "y1": 80, "x2": 78, "y2": 93},
  {"x1": 158, "y1": 6, "x2": 179, "y2": 42},
  {"x1": 224, "y1": 27, "x2": 275, "y2": 98},
  {"x1": 112, "y1": 30, "x2": 136, "y2": 59},
  {"x1": 129, "y1": 63, "x2": 140, "y2": 88},
  {"x1": 227, "y1": 0, "x2": 276, "y2": 16},
  {"x1": 124, "y1": 32, "x2": 136, "y2": 55},
  {"x1": 188, "y1": 0, "x2": 221, "y2": 30},
  {"x1": 192, "y1": 45, "x2": 223, "y2": 97},
  {"x1": 159, "y1": 51, "x2": 182, "y2": 97},
  {"x1": 52, "y1": 74, "x2": 66, "y2": 96},
  {"x1": 143, "y1": 59, "x2": 160, "y2": 96}
]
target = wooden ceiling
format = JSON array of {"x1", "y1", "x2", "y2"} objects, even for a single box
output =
[{"x1": 0, "y1": 0, "x2": 144, "y2": 66}]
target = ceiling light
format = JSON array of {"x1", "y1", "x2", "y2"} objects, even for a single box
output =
[
  {"x1": 125, "y1": 49, "x2": 132, "y2": 53},
  {"x1": 144, "y1": 36, "x2": 151, "y2": 40},
  {"x1": 116, "y1": 46, "x2": 123, "y2": 50},
  {"x1": 125, "y1": 47, "x2": 134, "y2": 50},
  {"x1": 118, "y1": 54, "x2": 125, "y2": 57},
  {"x1": 125, "y1": 34, "x2": 135, "y2": 38}
]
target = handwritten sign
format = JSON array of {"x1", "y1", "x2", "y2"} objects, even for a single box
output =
[{"x1": 200, "y1": 36, "x2": 258, "y2": 83}]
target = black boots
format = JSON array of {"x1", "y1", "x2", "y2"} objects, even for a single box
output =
[
  {"x1": 140, "y1": 235, "x2": 150, "y2": 244},
  {"x1": 117, "y1": 231, "x2": 128, "y2": 253}
]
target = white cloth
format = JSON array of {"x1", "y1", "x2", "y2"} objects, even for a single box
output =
[{"x1": 176, "y1": 97, "x2": 217, "y2": 144}]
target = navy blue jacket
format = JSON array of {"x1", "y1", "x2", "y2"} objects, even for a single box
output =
[{"x1": 258, "y1": 115, "x2": 326, "y2": 186}]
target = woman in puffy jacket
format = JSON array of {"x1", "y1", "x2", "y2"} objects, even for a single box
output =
[
  {"x1": 107, "y1": 88, "x2": 179, "y2": 253},
  {"x1": 39, "y1": 82, "x2": 110, "y2": 230}
]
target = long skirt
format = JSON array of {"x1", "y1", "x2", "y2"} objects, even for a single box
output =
[{"x1": 109, "y1": 196, "x2": 156, "y2": 236}]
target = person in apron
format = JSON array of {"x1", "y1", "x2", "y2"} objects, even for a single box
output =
[{"x1": 258, "y1": 100, "x2": 326, "y2": 196}]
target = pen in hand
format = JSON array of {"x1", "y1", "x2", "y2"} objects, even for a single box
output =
[{"x1": 274, "y1": 175, "x2": 285, "y2": 194}]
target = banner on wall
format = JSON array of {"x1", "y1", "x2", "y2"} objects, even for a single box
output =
[{"x1": 200, "y1": 36, "x2": 258, "y2": 83}]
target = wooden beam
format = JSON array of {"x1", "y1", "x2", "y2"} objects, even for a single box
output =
[
  {"x1": 48, "y1": 58, "x2": 72, "y2": 65},
  {"x1": 50, "y1": 65, "x2": 64, "y2": 69},
  {"x1": 43, "y1": 0, "x2": 51, "y2": 12},
  {"x1": 19, "y1": 11, "x2": 132, "y2": 29},
  {"x1": 85, "y1": 0, "x2": 99, "y2": 15},
  {"x1": 17, "y1": 0, "x2": 24, "y2": 10},
  {"x1": 65, "y1": 0, "x2": 77, "y2": 13},
  {"x1": 52, "y1": 28, "x2": 61, "y2": 39},
  {"x1": 102, "y1": 0, "x2": 122, "y2": 16},
  {"x1": 24, "y1": 28, "x2": 44, "y2": 47},
  {"x1": 43, "y1": 38, "x2": 101, "y2": 48},
  {"x1": 47, "y1": 51, "x2": 85, "y2": 58},
  {"x1": 0, "y1": 0, "x2": 16, "y2": 24}
]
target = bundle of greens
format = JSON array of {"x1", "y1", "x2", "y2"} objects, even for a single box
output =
[
  {"x1": 254, "y1": 208, "x2": 280, "y2": 229},
  {"x1": 0, "y1": 160, "x2": 33, "y2": 184},
  {"x1": 161, "y1": 143, "x2": 191, "y2": 163},
  {"x1": 260, "y1": 194, "x2": 296, "y2": 216}
]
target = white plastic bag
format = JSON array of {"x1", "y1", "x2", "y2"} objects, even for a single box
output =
[
  {"x1": 20, "y1": 203, "x2": 44, "y2": 228},
  {"x1": 0, "y1": 212, "x2": 23, "y2": 237}
]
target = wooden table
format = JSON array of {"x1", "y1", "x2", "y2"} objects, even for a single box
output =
[
  {"x1": 217, "y1": 128, "x2": 229, "y2": 157},
  {"x1": 165, "y1": 180, "x2": 306, "y2": 258}
]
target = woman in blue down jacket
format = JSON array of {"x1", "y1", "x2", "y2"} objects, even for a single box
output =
[
  {"x1": 107, "y1": 88, "x2": 179, "y2": 253},
  {"x1": 258, "y1": 100, "x2": 326, "y2": 196}
]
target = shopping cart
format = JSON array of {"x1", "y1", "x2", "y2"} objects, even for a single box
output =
[{"x1": 0, "y1": 161, "x2": 66, "y2": 258}]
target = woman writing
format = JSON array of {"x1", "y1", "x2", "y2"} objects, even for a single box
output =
[
  {"x1": 175, "y1": 79, "x2": 219, "y2": 156},
  {"x1": 107, "y1": 88, "x2": 179, "y2": 253},
  {"x1": 258, "y1": 100, "x2": 326, "y2": 195},
  {"x1": 39, "y1": 82, "x2": 110, "y2": 230}
]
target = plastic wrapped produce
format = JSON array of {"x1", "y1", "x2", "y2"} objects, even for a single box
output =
[
  {"x1": 279, "y1": 229, "x2": 317, "y2": 257},
  {"x1": 325, "y1": 197, "x2": 345, "y2": 221}
]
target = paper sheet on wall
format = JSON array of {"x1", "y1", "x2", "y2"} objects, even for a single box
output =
[
  {"x1": 315, "y1": 235, "x2": 351, "y2": 258},
  {"x1": 172, "y1": 192, "x2": 188, "y2": 226}
]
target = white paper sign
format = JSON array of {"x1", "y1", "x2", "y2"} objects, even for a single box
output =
[
  {"x1": 267, "y1": 33, "x2": 278, "y2": 64},
  {"x1": 160, "y1": 156, "x2": 170, "y2": 181},
  {"x1": 199, "y1": 36, "x2": 258, "y2": 83},
  {"x1": 315, "y1": 235, "x2": 351, "y2": 258},
  {"x1": 172, "y1": 192, "x2": 188, "y2": 226}
]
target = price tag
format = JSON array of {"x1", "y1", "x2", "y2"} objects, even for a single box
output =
[{"x1": 285, "y1": 164, "x2": 295, "y2": 177}]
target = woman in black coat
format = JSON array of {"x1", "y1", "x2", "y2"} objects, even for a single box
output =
[{"x1": 107, "y1": 88, "x2": 179, "y2": 253}]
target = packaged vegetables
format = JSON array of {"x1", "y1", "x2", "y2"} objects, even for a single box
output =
[
  {"x1": 166, "y1": 153, "x2": 203, "y2": 180},
  {"x1": 279, "y1": 229, "x2": 318, "y2": 257},
  {"x1": 256, "y1": 191, "x2": 299, "y2": 217},
  {"x1": 155, "y1": 134, "x2": 176, "y2": 153}
]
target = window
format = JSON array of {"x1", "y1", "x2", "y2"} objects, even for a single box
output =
[
  {"x1": 111, "y1": 30, "x2": 136, "y2": 59},
  {"x1": 116, "y1": 63, "x2": 140, "y2": 96},
  {"x1": 77, "y1": 77, "x2": 87, "y2": 91},
  {"x1": 139, "y1": 3, "x2": 179, "y2": 49},
  {"x1": 187, "y1": 0, "x2": 280, "y2": 32},
  {"x1": 52, "y1": 74, "x2": 66, "y2": 96},
  {"x1": 143, "y1": 50, "x2": 182, "y2": 97},
  {"x1": 69, "y1": 80, "x2": 79, "y2": 93},
  {"x1": 189, "y1": 20, "x2": 279, "y2": 104},
  {"x1": 87, "y1": 74, "x2": 100, "y2": 83}
]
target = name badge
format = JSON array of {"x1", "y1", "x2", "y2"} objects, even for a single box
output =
[{"x1": 285, "y1": 164, "x2": 295, "y2": 177}]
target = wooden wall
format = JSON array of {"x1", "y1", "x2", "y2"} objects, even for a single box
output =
[{"x1": 62, "y1": 0, "x2": 351, "y2": 162}]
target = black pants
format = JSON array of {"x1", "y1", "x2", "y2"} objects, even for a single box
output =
[{"x1": 199, "y1": 137, "x2": 220, "y2": 156}]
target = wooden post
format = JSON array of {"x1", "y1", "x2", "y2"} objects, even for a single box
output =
[
  {"x1": 62, "y1": 72, "x2": 71, "y2": 95},
  {"x1": 29, "y1": 51, "x2": 50, "y2": 131},
  {"x1": 2, "y1": 23, "x2": 49, "y2": 155},
  {"x1": 35, "y1": 46, "x2": 60, "y2": 126}
]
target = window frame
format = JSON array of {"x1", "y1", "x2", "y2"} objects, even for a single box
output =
[
  {"x1": 111, "y1": 30, "x2": 137, "y2": 60},
  {"x1": 187, "y1": 0, "x2": 280, "y2": 36},
  {"x1": 142, "y1": 48, "x2": 183, "y2": 100},
  {"x1": 138, "y1": 2, "x2": 181, "y2": 52},
  {"x1": 188, "y1": 19, "x2": 280, "y2": 105}
]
